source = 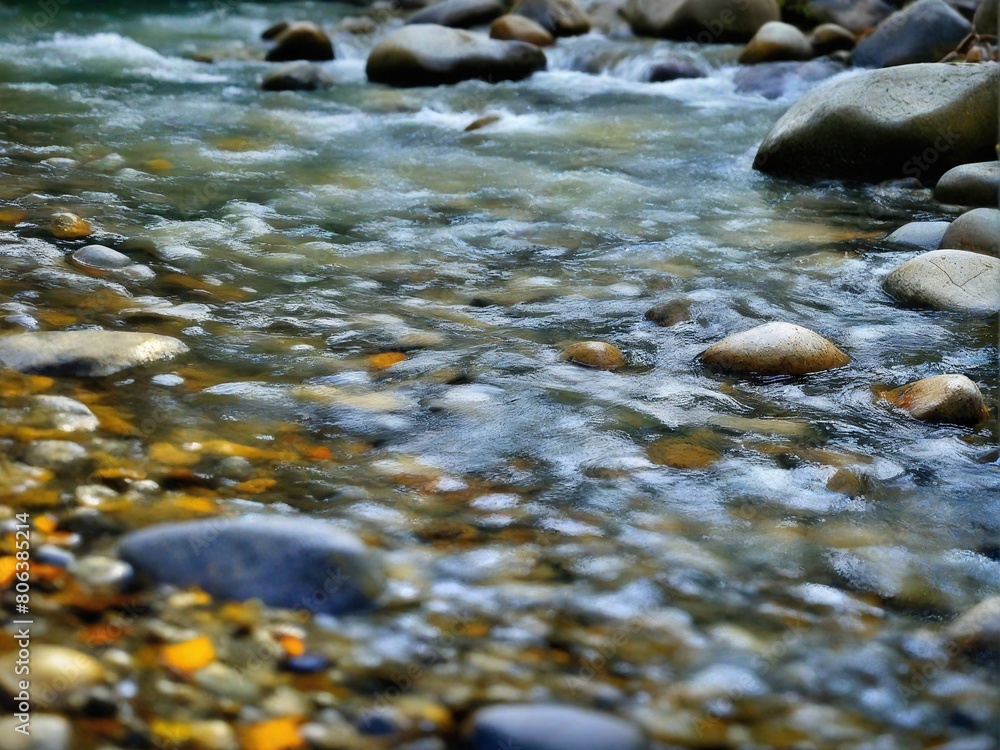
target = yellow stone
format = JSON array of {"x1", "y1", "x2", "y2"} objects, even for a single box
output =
[
  {"x1": 561, "y1": 341, "x2": 626, "y2": 370},
  {"x1": 51, "y1": 211, "x2": 92, "y2": 240}
]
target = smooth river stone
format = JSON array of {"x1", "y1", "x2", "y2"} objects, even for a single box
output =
[
  {"x1": 852, "y1": 0, "x2": 970, "y2": 68},
  {"x1": 0, "y1": 646, "x2": 105, "y2": 710},
  {"x1": 490, "y1": 14, "x2": 555, "y2": 46},
  {"x1": 118, "y1": 516, "x2": 385, "y2": 615},
  {"x1": 807, "y1": 23, "x2": 855, "y2": 55},
  {"x1": 515, "y1": 0, "x2": 591, "y2": 37},
  {"x1": 933, "y1": 162, "x2": 1000, "y2": 207},
  {"x1": 738, "y1": 22, "x2": 813, "y2": 64},
  {"x1": 0, "y1": 331, "x2": 188, "y2": 376},
  {"x1": 881, "y1": 374, "x2": 989, "y2": 425},
  {"x1": 939, "y1": 208, "x2": 1000, "y2": 256},
  {"x1": 265, "y1": 21, "x2": 334, "y2": 62},
  {"x1": 562, "y1": 341, "x2": 626, "y2": 369},
  {"x1": 885, "y1": 221, "x2": 949, "y2": 250},
  {"x1": 947, "y1": 596, "x2": 1000, "y2": 654},
  {"x1": 262, "y1": 62, "x2": 333, "y2": 91},
  {"x1": 71, "y1": 244, "x2": 133, "y2": 270},
  {"x1": 407, "y1": 0, "x2": 505, "y2": 28},
  {"x1": 699, "y1": 322, "x2": 850, "y2": 376},
  {"x1": 883, "y1": 249, "x2": 1000, "y2": 315},
  {"x1": 469, "y1": 704, "x2": 648, "y2": 750},
  {"x1": 623, "y1": 0, "x2": 780, "y2": 42}
]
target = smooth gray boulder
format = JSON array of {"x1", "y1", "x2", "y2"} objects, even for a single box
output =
[
  {"x1": 469, "y1": 704, "x2": 648, "y2": 750},
  {"x1": 886, "y1": 221, "x2": 949, "y2": 250},
  {"x1": 0, "y1": 331, "x2": 188, "y2": 377},
  {"x1": 407, "y1": 0, "x2": 505, "y2": 28},
  {"x1": 623, "y1": 0, "x2": 780, "y2": 42},
  {"x1": 934, "y1": 162, "x2": 1000, "y2": 207},
  {"x1": 883, "y1": 249, "x2": 1000, "y2": 315},
  {"x1": 515, "y1": 0, "x2": 591, "y2": 37},
  {"x1": 119, "y1": 516, "x2": 385, "y2": 615},
  {"x1": 975, "y1": 0, "x2": 998, "y2": 35},
  {"x1": 939, "y1": 208, "x2": 1000, "y2": 256},
  {"x1": 853, "y1": 0, "x2": 971, "y2": 68},
  {"x1": 754, "y1": 63, "x2": 999, "y2": 183},
  {"x1": 262, "y1": 62, "x2": 334, "y2": 91},
  {"x1": 366, "y1": 25, "x2": 547, "y2": 87}
]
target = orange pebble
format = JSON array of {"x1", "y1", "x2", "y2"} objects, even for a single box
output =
[
  {"x1": 161, "y1": 635, "x2": 216, "y2": 675},
  {"x1": 367, "y1": 352, "x2": 406, "y2": 370},
  {"x1": 239, "y1": 718, "x2": 304, "y2": 750}
]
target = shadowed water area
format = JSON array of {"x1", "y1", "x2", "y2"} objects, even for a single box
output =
[{"x1": 0, "y1": 1, "x2": 998, "y2": 748}]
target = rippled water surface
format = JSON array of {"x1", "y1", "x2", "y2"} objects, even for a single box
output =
[{"x1": 1, "y1": 1, "x2": 998, "y2": 747}]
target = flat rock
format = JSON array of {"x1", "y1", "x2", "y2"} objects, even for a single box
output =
[
  {"x1": 407, "y1": 0, "x2": 505, "y2": 28},
  {"x1": 623, "y1": 0, "x2": 779, "y2": 42},
  {"x1": 699, "y1": 322, "x2": 850, "y2": 376},
  {"x1": 934, "y1": 161, "x2": 1000, "y2": 207},
  {"x1": 886, "y1": 221, "x2": 949, "y2": 250},
  {"x1": 939, "y1": 208, "x2": 1000, "y2": 256},
  {"x1": 265, "y1": 21, "x2": 334, "y2": 62},
  {"x1": 754, "y1": 63, "x2": 999, "y2": 183},
  {"x1": 883, "y1": 249, "x2": 1000, "y2": 315},
  {"x1": 0, "y1": 331, "x2": 188, "y2": 377},
  {"x1": 853, "y1": 0, "x2": 971, "y2": 68},
  {"x1": 490, "y1": 14, "x2": 555, "y2": 45},
  {"x1": 366, "y1": 25, "x2": 547, "y2": 87},
  {"x1": 739, "y1": 22, "x2": 813, "y2": 64},
  {"x1": 562, "y1": 341, "x2": 626, "y2": 369},
  {"x1": 469, "y1": 704, "x2": 648, "y2": 750},
  {"x1": 262, "y1": 62, "x2": 334, "y2": 91},
  {"x1": 118, "y1": 516, "x2": 385, "y2": 614},
  {"x1": 515, "y1": 0, "x2": 591, "y2": 37},
  {"x1": 881, "y1": 374, "x2": 989, "y2": 425}
]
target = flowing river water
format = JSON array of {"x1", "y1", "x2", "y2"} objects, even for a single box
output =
[{"x1": 0, "y1": 1, "x2": 998, "y2": 748}]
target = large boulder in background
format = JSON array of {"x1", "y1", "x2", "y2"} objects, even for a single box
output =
[
  {"x1": 754, "y1": 63, "x2": 999, "y2": 183},
  {"x1": 934, "y1": 162, "x2": 1000, "y2": 207},
  {"x1": 799, "y1": 0, "x2": 896, "y2": 33},
  {"x1": 739, "y1": 21, "x2": 814, "y2": 64},
  {"x1": 366, "y1": 25, "x2": 546, "y2": 86},
  {"x1": 852, "y1": 0, "x2": 971, "y2": 68},
  {"x1": 515, "y1": 0, "x2": 591, "y2": 36},
  {"x1": 975, "y1": 0, "x2": 998, "y2": 34},
  {"x1": 407, "y1": 0, "x2": 505, "y2": 28},
  {"x1": 265, "y1": 21, "x2": 334, "y2": 62},
  {"x1": 623, "y1": 0, "x2": 780, "y2": 42}
]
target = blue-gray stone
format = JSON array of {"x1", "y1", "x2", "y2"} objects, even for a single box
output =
[
  {"x1": 469, "y1": 704, "x2": 648, "y2": 750},
  {"x1": 886, "y1": 221, "x2": 949, "y2": 250},
  {"x1": 853, "y1": 0, "x2": 971, "y2": 68},
  {"x1": 119, "y1": 516, "x2": 384, "y2": 614}
]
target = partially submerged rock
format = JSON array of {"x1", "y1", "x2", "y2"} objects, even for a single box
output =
[
  {"x1": 491, "y1": 14, "x2": 556, "y2": 45},
  {"x1": 807, "y1": 23, "x2": 855, "y2": 56},
  {"x1": 623, "y1": 0, "x2": 780, "y2": 42},
  {"x1": 514, "y1": 0, "x2": 591, "y2": 37},
  {"x1": 852, "y1": 0, "x2": 971, "y2": 68},
  {"x1": 739, "y1": 22, "x2": 813, "y2": 65},
  {"x1": 407, "y1": 0, "x2": 505, "y2": 28},
  {"x1": 939, "y1": 208, "x2": 1000, "y2": 256},
  {"x1": 883, "y1": 249, "x2": 1000, "y2": 315},
  {"x1": 265, "y1": 21, "x2": 334, "y2": 62},
  {"x1": 261, "y1": 62, "x2": 334, "y2": 91},
  {"x1": 880, "y1": 374, "x2": 989, "y2": 425},
  {"x1": 886, "y1": 221, "x2": 949, "y2": 250},
  {"x1": 0, "y1": 331, "x2": 188, "y2": 377},
  {"x1": 119, "y1": 516, "x2": 385, "y2": 615},
  {"x1": 366, "y1": 25, "x2": 547, "y2": 87},
  {"x1": 699, "y1": 322, "x2": 850, "y2": 376},
  {"x1": 562, "y1": 341, "x2": 626, "y2": 369},
  {"x1": 934, "y1": 162, "x2": 1000, "y2": 207},
  {"x1": 754, "y1": 63, "x2": 999, "y2": 183},
  {"x1": 947, "y1": 596, "x2": 1000, "y2": 655},
  {"x1": 802, "y1": 0, "x2": 896, "y2": 33}
]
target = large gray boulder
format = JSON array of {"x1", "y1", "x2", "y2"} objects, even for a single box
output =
[
  {"x1": 883, "y1": 249, "x2": 1000, "y2": 315},
  {"x1": 940, "y1": 208, "x2": 1000, "y2": 256},
  {"x1": 407, "y1": 0, "x2": 505, "y2": 28},
  {"x1": 366, "y1": 25, "x2": 547, "y2": 87},
  {"x1": 469, "y1": 704, "x2": 648, "y2": 750},
  {"x1": 119, "y1": 516, "x2": 385, "y2": 615},
  {"x1": 852, "y1": 0, "x2": 971, "y2": 68},
  {"x1": 622, "y1": 0, "x2": 780, "y2": 42},
  {"x1": 0, "y1": 331, "x2": 188, "y2": 377},
  {"x1": 934, "y1": 161, "x2": 1000, "y2": 207},
  {"x1": 802, "y1": 0, "x2": 896, "y2": 33},
  {"x1": 754, "y1": 63, "x2": 999, "y2": 183},
  {"x1": 886, "y1": 221, "x2": 949, "y2": 250},
  {"x1": 975, "y1": 0, "x2": 998, "y2": 35}
]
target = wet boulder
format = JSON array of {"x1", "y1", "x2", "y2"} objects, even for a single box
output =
[
  {"x1": 514, "y1": 0, "x2": 591, "y2": 37},
  {"x1": 739, "y1": 22, "x2": 813, "y2": 64},
  {"x1": 801, "y1": 0, "x2": 896, "y2": 33},
  {"x1": 119, "y1": 516, "x2": 385, "y2": 615},
  {"x1": 699, "y1": 322, "x2": 850, "y2": 376},
  {"x1": 947, "y1": 596, "x2": 1000, "y2": 655},
  {"x1": 366, "y1": 25, "x2": 547, "y2": 87},
  {"x1": 562, "y1": 341, "x2": 626, "y2": 369},
  {"x1": 939, "y1": 208, "x2": 1000, "y2": 256},
  {"x1": 975, "y1": 0, "x2": 998, "y2": 35},
  {"x1": 469, "y1": 704, "x2": 648, "y2": 750},
  {"x1": 852, "y1": 0, "x2": 971, "y2": 68},
  {"x1": 490, "y1": 14, "x2": 555, "y2": 45},
  {"x1": 933, "y1": 162, "x2": 1000, "y2": 207},
  {"x1": 645, "y1": 298, "x2": 691, "y2": 326},
  {"x1": 265, "y1": 21, "x2": 334, "y2": 62},
  {"x1": 753, "y1": 63, "x2": 999, "y2": 183},
  {"x1": 407, "y1": 0, "x2": 505, "y2": 28},
  {"x1": 885, "y1": 221, "x2": 949, "y2": 250},
  {"x1": 623, "y1": 0, "x2": 780, "y2": 42},
  {"x1": 262, "y1": 62, "x2": 334, "y2": 91},
  {"x1": 0, "y1": 331, "x2": 188, "y2": 377},
  {"x1": 883, "y1": 249, "x2": 1000, "y2": 315},
  {"x1": 807, "y1": 23, "x2": 855, "y2": 56},
  {"x1": 646, "y1": 57, "x2": 705, "y2": 81},
  {"x1": 880, "y1": 374, "x2": 989, "y2": 426}
]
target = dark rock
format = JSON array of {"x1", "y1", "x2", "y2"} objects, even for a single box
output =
[
  {"x1": 853, "y1": 0, "x2": 971, "y2": 68},
  {"x1": 0, "y1": 331, "x2": 188, "y2": 377},
  {"x1": 802, "y1": 0, "x2": 897, "y2": 33},
  {"x1": 262, "y1": 21, "x2": 290, "y2": 40},
  {"x1": 407, "y1": 0, "x2": 505, "y2": 28},
  {"x1": 883, "y1": 248, "x2": 1000, "y2": 315},
  {"x1": 940, "y1": 208, "x2": 1000, "y2": 256},
  {"x1": 623, "y1": 0, "x2": 780, "y2": 42},
  {"x1": 265, "y1": 21, "x2": 334, "y2": 63},
  {"x1": 886, "y1": 221, "x2": 949, "y2": 249},
  {"x1": 975, "y1": 0, "x2": 998, "y2": 34},
  {"x1": 739, "y1": 21, "x2": 813, "y2": 64},
  {"x1": 490, "y1": 14, "x2": 556, "y2": 45},
  {"x1": 753, "y1": 63, "x2": 999, "y2": 182},
  {"x1": 807, "y1": 23, "x2": 855, "y2": 55},
  {"x1": 644, "y1": 299, "x2": 691, "y2": 326},
  {"x1": 366, "y1": 25, "x2": 546, "y2": 87},
  {"x1": 646, "y1": 58, "x2": 705, "y2": 81},
  {"x1": 119, "y1": 516, "x2": 385, "y2": 614},
  {"x1": 262, "y1": 62, "x2": 334, "y2": 91},
  {"x1": 734, "y1": 58, "x2": 844, "y2": 99},
  {"x1": 515, "y1": 0, "x2": 591, "y2": 36},
  {"x1": 934, "y1": 162, "x2": 1000, "y2": 207},
  {"x1": 469, "y1": 704, "x2": 648, "y2": 750}
]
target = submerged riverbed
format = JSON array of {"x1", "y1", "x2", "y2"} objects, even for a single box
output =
[{"x1": 0, "y1": 1, "x2": 998, "y2": 748}]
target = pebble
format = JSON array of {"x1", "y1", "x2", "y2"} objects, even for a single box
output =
[
  {"x1": 0, "y1": 646, "x2": 105, "y2": 710},
  {"x1": 644, "y1": 299, "x2": 691, "y2": 326},
  {"x1": 946, "y1": 596, "x2": 1000, "y2": 655},
  {"x1": 70, "y1": 244, "x2": 133, "y2": 270},
  {"x1": 50, "y1": 211, "x2": 92, "y2": 240},
  {"x1": 561, "y1": 341, "x2": 626, "y2": 370},
  {"x1": 0, "y1": 331, "x2": 189, "y2": 377},
  {"x1": 22, "y1": 439, "x2": 88, "y2": 469},
  {"x1": 469, "y1": 704, "x2": 648, "y2": 750},
  {"x1": 23, "y1": 396, "x2": 100, "y2": 432},
  {"x1": 69, "y1": 555, "x2": 135, "y2": 594}
]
